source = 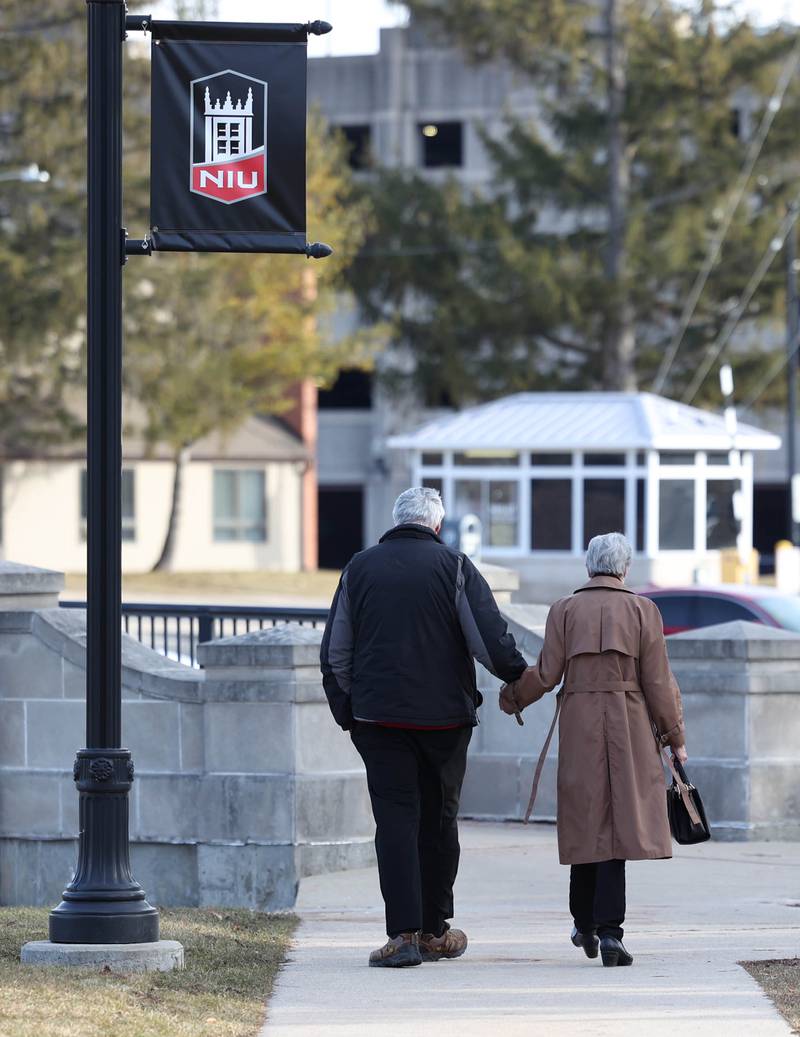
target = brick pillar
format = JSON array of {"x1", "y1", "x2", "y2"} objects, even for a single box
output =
[{"x1": 283, "y1": 379, "x2": 318, "y2": 571}]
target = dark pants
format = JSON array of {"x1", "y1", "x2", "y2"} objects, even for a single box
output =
[
  {"x1": 569, "y1": 859, "x2": 626, "y2": 940},
  {"x1": 350, "y1": 722, "x2": 472, "y2": 939}
]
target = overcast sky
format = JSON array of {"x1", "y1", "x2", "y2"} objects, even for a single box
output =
[{"x1": 208, "y1": 0, "x2": 798, "y2": 57}]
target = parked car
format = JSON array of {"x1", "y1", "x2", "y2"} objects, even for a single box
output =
[{"x1": 637, "y1": 585, "x2": 800, "y2": 635}]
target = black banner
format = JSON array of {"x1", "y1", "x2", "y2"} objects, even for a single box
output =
[{"x1": 150, "y1": 21, "x2": 308, "y2": 254}]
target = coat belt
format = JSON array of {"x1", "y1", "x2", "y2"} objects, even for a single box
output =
[
  {"x1": 523, "y1": 682, "x2": 643, "y2": 824},
  {"x1": 563, "y1": 682, "x2": 642, "y2": 693}
]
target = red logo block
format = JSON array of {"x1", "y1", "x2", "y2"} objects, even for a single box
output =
[{"x1": 192, "y1": 148, "x2": 266, "y2": 204}]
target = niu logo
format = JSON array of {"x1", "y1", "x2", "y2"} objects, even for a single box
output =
[{"x1": 190, "y1": 70, "x2": 267, "y2": 204}]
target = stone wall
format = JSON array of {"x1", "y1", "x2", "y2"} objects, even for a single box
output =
[
  {"x1": 461, "y1": 609, "x2": 800, "y2": 842},
  {"x1": 0, "y1": 563, "x2": 373, "y2": 909}
]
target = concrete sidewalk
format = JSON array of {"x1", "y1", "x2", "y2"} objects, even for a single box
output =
[{"x1": 262, "y1": 822, "x2": 800, "y2": 1037}]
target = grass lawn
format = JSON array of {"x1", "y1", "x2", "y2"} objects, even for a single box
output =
[
  {"x1": 0, "y1": 907, "x2": 297, "y2": 1037},
  {"x1": 63, "y1": 569, "x2": 341, "y2": 602},
  {"x1": 742, "y1": 959, "x2": 800, "y2": 1033}
]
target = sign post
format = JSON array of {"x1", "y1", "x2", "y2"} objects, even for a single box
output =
[{"x1": 45, "y1": 4, "x2": 332, "y2": 950}]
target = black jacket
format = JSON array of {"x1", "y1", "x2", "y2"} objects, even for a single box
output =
[{"x1": 319, "y1": 523, "x2": 527, "y2": 730}]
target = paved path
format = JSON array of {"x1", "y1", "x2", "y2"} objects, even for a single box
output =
[{"x1": 262, "y1": 823, "x2": 800, "y2": 1037}]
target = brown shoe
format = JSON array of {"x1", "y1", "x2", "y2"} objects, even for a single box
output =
[
  {"x1": 420, "y1": 927, "x2": 468, "y2": 961},
  {"x1": 368, "y1": 932, "x2": 422, "y2": 968}
]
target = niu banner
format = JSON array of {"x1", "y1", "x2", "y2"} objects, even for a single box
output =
[{"x1": 149, "y1": 21, "x2": 309, "y2": 253}]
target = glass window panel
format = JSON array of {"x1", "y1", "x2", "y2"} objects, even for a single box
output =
[
  {"x1": 454, "y1": 451, "x2": 519, "y2": 467},
  {"x1": 583, "y1": 479, "x2": 625, "y2": 547},
  {"x1": 487, "y1": 481, "x2": 518, "y2": 547},
  {"x1": 239, "y1": 470, "x2": 266, "y2": 523},
  {"x1": 659, "y1": 452, "x2": 695, "y2": 465},
  {"x1": 531, "y1": 453, "x2": 572, "y2": 466},
  {"x1": 636, "y1": 478, "x2": 645, "y2": 553},
  {"x1": 454, "y1": 479, "x2": 481, "y2": 518},
  {"x1": 659, "y1": 480, "x2": 694, "y2": 549},
  {"x1": 707, "y1": 480, "x2": 739, "y2": 549},
  {"x1": 422, "y1": 477, "x2": 443, "y2": 494},
  {"x1": 636, "y1": 451, "x2": 647, "y2": 466},
  {"x1": 214, "y1": 470, "x2": 236, "y2": 520},
  {"x1": 584, "y1": 453, "x2": 625, "y2": 467},
  {"x1": 706, "y1": 452, "x2": 730, "y2": 465},
  {"x1": 421, "y1": 452, "x2": 443, "y2": 466},
  {"x1": 213, "y1": 469, "x2": 266, "y2": 542},
  {"x1": 531, "y1": 479, "x2": 572, "y2": 550}
]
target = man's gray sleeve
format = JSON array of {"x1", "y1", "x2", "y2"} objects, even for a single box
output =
[
  {"x1": 455, "y1": 555, "x2": 527, "y2": 684},
  {"x1": 320, "y1": 570, "x2": 355, "y2": 730}
]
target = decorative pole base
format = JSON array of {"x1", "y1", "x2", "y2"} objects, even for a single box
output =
[
  {"x1": 21, "y1": 940, "x2": 183, "y2": 972},
  {"x1": 49, "y1": 749, "x2": 159, "y2": 945}
]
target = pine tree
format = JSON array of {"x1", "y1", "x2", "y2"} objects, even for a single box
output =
[{"x1": 349, "y1": 1, "x2": 800, "y2": 406}]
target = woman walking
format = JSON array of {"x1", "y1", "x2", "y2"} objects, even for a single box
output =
[{"x1": 500, "y1": 532, "x2": 687, "y2": 967}]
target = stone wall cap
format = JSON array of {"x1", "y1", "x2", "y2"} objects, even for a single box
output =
[
  {"x1": 0, "y1": 560, "x2": 64, "y2": 596},
  {"x1": 667, "y1": 619, "x2": 800, "y2": 659},
  {"x1": 476, "y1": 562, "x2": 520, "y2": 592},
  {"x1": 198, "y1": 623, "x2": 323, "y2": 668}
]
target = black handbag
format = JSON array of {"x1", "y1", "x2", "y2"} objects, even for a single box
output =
[{"x1": 663, "y1": 751, "x2": 711, "y2": 845}]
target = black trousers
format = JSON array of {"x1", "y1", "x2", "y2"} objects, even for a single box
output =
[
  {"x1": 350, "y1": 722, "x2": 472, "y2": 939},
  {"x1": 569, "y1": 859, "x2": 626, "y2": 940}
]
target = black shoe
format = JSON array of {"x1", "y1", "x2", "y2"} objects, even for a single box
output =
[
  {"x1": 571, "y1": 927, "x2": 599, "y2": 959},
  {"x1": 599, "y1": 936, "x2": 633, "y2": 967}
]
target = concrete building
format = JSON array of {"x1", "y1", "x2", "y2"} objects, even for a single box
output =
[
  {"x1": 0, "y1": 415, "x2": 308, "y2": 574},
  {"x1": 390, "y1": 391, "x2": 779, "y2": 600}
]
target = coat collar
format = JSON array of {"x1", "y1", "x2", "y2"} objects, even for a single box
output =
[
  {"x1": 379, "y1": 523, "x2": 443, "y2": 544},
  {"x1": 574, "y1": 574, "x2": 634, "y2": 594}
]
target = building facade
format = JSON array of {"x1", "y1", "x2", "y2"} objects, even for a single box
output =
[
  {"x1": 390, "y1": 392, "x2": 779, "y2": 600},
  {"x1": 0, "y1": 416, "x2": 308, "y2": 574}
]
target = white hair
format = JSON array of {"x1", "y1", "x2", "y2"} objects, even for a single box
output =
[
  {"x1": 586, "y1": 532, "x2": 632, "y2": 578},
  {"x1": 392, "y1": 487, "x2": 445, "y2": 530}
]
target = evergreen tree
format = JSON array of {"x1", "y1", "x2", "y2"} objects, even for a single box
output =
[{"x1": 350, "y1": 0, "x2": 800, "y2": 405}]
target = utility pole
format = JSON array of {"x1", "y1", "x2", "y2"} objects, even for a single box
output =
[{"x1": 787, "y1": 211, "x2": 800, "y2": 545}]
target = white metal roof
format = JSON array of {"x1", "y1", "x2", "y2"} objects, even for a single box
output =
[{"x1": 388, "y1": 392, "x2": 781, "y2": 453}]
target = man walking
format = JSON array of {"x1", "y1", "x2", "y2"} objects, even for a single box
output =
[{"x1": 320, "y1": 487, "x2": 527, "y2": 967}]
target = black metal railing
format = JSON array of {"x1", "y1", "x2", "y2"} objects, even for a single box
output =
[{"x1": 60, "y1": 600, "x2": 330, "y2": 668}]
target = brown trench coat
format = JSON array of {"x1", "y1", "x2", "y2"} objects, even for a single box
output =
[{"x1": 507, "y1": 575, "x2": 685, "y2": 866}]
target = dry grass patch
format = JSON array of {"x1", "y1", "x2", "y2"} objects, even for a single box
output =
[
  {"x1": 742, "y1": 959, "x2": 800, "y2": 1034},
  {"x1": 64, "y1": 569, "x2": 340, "y2": 602},
  {"x1": 0, "y1": 906, "x2": 297, "y2": 1037}
]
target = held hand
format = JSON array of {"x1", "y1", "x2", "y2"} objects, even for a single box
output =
[
  {"x1": 499, "y1": 683, "x2": 520, "y2": 716},
  {"x1": 673, "y1": 744, "x2": 688, "y2": 764}
]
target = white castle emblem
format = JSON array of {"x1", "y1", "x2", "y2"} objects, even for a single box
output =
[{"x1": 203, "y1": 86, "x2": 254, "y2": 162}]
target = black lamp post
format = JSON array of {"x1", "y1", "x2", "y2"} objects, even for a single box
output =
[{"x1": 49, "y1": 0, "x2": 158, "y2": 945}]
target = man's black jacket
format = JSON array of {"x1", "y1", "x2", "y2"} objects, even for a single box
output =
[{"x1": 319, "y1": 523, "x2": 528, "y2": 730}]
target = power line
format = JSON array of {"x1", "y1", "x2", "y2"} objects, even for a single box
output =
[
  {"x1": 651, "y1": 36, "x2": 800, "y2": 395},
  {"x1": 740, "y1": 326, "x2": 800, "y2": 414},
  {"x1": 681, "y1": 198, "x2": 800, "y2": 404}
]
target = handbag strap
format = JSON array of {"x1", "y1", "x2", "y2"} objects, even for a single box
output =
[
  {"x1": 661, "y1": 747, "x2": 702, "y2": 827},
  {"x1": 523, "y1": 690, "x2": 562, "y2": 824}
]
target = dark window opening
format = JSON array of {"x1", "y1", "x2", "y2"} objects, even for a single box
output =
[
  {"x1": 419, "y1": 121, "x2": 463, "y2": 168},
  {"x1": 318, "y1": 369, "x2": 373, "y2": 410},
  {"x1": 636, "y1": 478, "x2": 646, "y2": 553},
  {"x1": 338, "y1": 124, "x2": 372, "y2": 171},
  {"x1": 584, "y1": 453, "x2": 625, "y2": 467},
  {"x1": 531, "y1": 453, "x2": 572, "y2": 466},
  {"x1": 318, "y1": 486, "x2": 364, "y2": 569},
  {"x1": 532, "y1": 479, "x2": 572, "y2": 550},
  {"x1": 584, "y1": 479, "x2": 625, "y2": 548}
]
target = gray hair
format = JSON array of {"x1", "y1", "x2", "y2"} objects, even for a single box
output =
[
  {"x1": 392, "y1": 487, "x2": 445, "y2": 530},
  {"x1": 586, "y1": 532, "x2": 632, "y2": 578}
]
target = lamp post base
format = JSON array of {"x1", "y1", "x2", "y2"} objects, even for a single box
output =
[
  {"x1": 21, "y1": 939, "x2": 183, "y2": 972},
  {"x1": 49, "y1": 897, "x2": 160, "y2": 945}
]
